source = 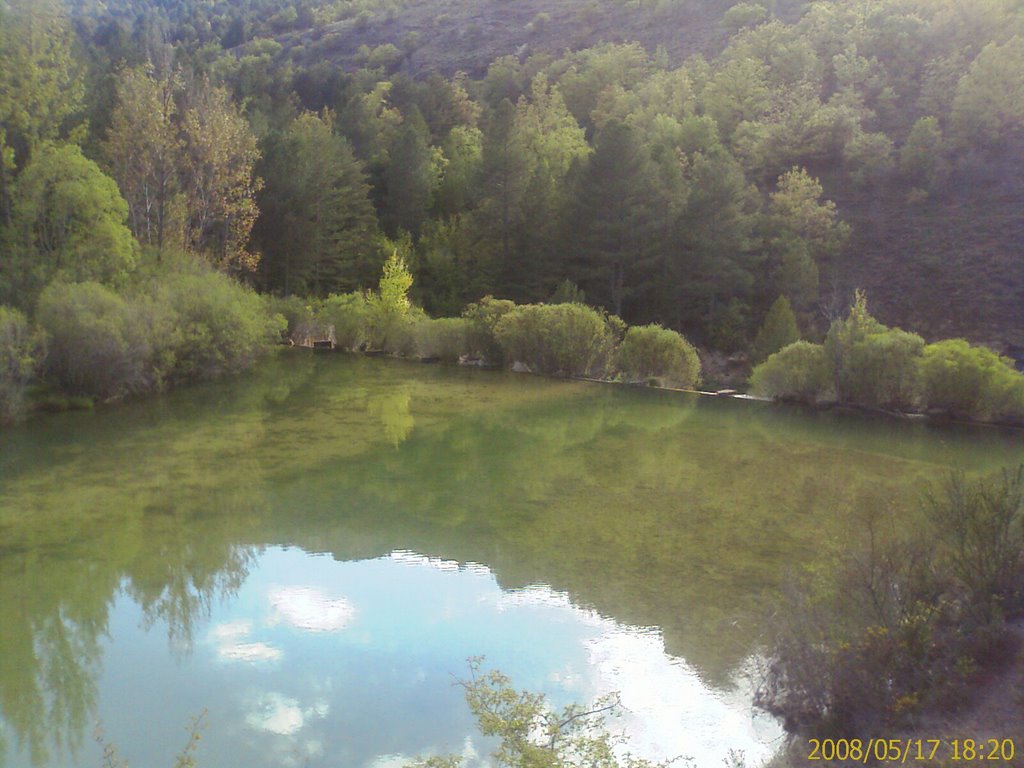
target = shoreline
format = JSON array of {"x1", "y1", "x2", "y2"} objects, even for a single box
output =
[
  {"x1": 308, "y1": 345, "x2": 1024, "y2": 433},
  {"x1": 11, "y1": 344, "x2": 1024, "y2": 437}
]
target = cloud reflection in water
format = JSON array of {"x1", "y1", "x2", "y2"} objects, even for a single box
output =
[
  {"x1": 243, "y1": 691, "x2": 330, "y2": 736},
  {"x1": 267, "y1": 586, "x2": 356, "y2": 632},
  {"x1": 210, "y1": 620, "x2": 282, "y2": 663},
  {"x1": 192, "y1": 548, "x2": 780, "y2": 768}
]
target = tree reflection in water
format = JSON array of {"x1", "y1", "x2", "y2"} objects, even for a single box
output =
[{"x1": 0, "y1": 513, "x2": 255, "y2": 766}]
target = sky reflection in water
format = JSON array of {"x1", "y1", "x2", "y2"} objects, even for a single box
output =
[{"x1": 83, "y1": 547, "x2": 782, "y2": 768}]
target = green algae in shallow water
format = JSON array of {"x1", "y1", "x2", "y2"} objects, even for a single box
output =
[{"x1": 0, "y1": 352, "x2": 1022, "y2": 767}]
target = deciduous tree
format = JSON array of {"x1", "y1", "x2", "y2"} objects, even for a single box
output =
[
  {"x1": 5, "y1": 142, "x2": 136, "y2": 304},
  {"x1": 180, "y1": 79, "x2": 262, "y2": 272},
  {"x1": 103, "y1": 65, "x2": 183, "y2": 256}
]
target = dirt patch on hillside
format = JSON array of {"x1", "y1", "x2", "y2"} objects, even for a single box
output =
[{"x1": 827, "y1": 165, "x2": 1024, "y2": 353}]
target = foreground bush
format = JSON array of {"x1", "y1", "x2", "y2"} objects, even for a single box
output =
[
  {"x1": 417, "y1": 659, "x2": 670, "y2": 768},
  {"x1": 927, "y1": 467, "x2": 1024, "y2": 622},
  {"x1": 918, "y1": 339, "x2": 1024, "y2": 422},
  {"x1": 749, "y1": 341, "x2": 830, "y2": 402},
  {"x1": 616, "y1": 324, "x2": 701, "y2": 388},
  {"x1": 0, "y1": 306, "x2": 44, "y2": 422},
  {"x1": 494, "y1": 303, "x2": 618, "y2": 378},
  {"x1": 413, "y1": 317, "x2": 471, "y2": 362},
  {"x1": 759, "y1": 467, "x2": 1024, "y2": 736}
]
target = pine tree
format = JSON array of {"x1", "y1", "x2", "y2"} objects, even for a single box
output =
[
  {"x1": 383, "y1": 109, "x2": 435, "y2": 240},
  {"x1": 257, "y1": 111, "x2": 379, "y2": 295},
  {"x1": 569, "y1": 119, "x2": 656, "y2": 317},
  {"x1": 751, "y1": 295, "x2": 800, "y2": 363}
]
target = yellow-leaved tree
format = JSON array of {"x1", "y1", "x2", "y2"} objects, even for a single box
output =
[{"x1": 180, "y1": 79, "x2": 263, "y2": 273}]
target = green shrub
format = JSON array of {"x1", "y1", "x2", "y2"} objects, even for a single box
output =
[
  {"x1": 0, "y1": 306, "x2": 44, "y2": 422},
  {"x1": 266, "y1": 295, "x2": 318, "y2": 344},
  {"x1": 414, "y1": 317, "x2": 471, "y2": 362},
  {"x1": 751, "y1": 295, "x2": 800, "y2": 364},
  {"x1": 151, "y1": 269, "x2": 285, "y2": 382},
  {"x1": 997, "y1": 377, "x2": 1024, "y2": 424},
  {"x1": 318, "y1": 292, "x2": 370, "y2": 350},
  {"x1": 823, "y1": 291, "x2": 885, "y2": 398},
  {"x1": 494, "y1": 303, "x2": 617, "y2": 378},
  {"x1": 616, "y1": 324, "x2": 701, "y2": 388},
  {"x1": 842, "y1": 328, "x2": 924, "y2": 410},
  {"x1": 385, "y1": 310, "x2": 424, "y2": 357},
  {"x1": 927, "y1": 467, "x2": 1024, "y2": 622},
  {"x1": 824, "y1": 292, "x2": 924, "y2": 409},
  {"x1": 38, "y1": 257, "x2": 284, "y2": 399},
  {"x1": 749, "y1": 341, "x2": 830, "y2": 402},
  {"x1": 462, "y1": 296, "x2": 517, "y2": 363},
  {"x1": 918, "y1": 339, "x2": 1024, "y2": 422},
  {"x1": 36, "y1": 282, "x2": 149, "y2": 398},
  {"x1": 126, "y1": 291, "x2": 181, "y2": 389}
]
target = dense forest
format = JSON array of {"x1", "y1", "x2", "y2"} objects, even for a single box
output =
[{"x1": 1, "y1": 0, "x2": 1024, "y2": 420}]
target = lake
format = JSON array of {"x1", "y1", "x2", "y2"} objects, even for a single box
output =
[{"x1": 1, "y1": 353, "x2": 1021, "y2": 768}]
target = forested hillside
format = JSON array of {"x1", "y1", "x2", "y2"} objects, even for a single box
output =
[{"x1": 3, "y1": 0, "x2": 1024, "y2": 360}]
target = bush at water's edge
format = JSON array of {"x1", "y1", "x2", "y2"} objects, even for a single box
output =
[
  {"x1": 617, "y1": 323, "x2": 701, "y2": 389},
  {"x1": 1, "y1": 252, "x2": 286, "y2": 421},
  {"x1": 750, "y1": 292, "x2": 1024, "y2": 426},
  {"x1": 286, "y1": 264, "x2": 703, "y2": 390}
]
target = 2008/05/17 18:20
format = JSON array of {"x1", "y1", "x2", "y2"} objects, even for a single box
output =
[{"x1": 807, "y1": 738, "x2": 1018, "y2": 763}]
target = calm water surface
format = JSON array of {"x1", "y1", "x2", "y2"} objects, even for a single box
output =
[{"x1": 1, "y1": 353, "x2": 1021, "y2": 768}]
